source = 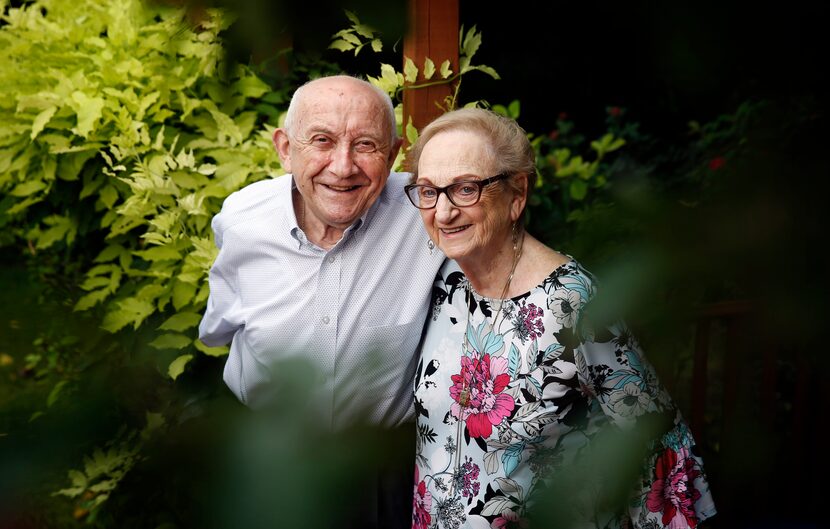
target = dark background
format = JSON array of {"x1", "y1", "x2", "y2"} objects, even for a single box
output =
[
  {"x1": 458, "y1": 0, "x2": 828, "y2": 136},
  {"x1": 264, "y1": 0, "x2": 828, "y2": 137}
]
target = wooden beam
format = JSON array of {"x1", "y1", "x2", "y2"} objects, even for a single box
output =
[{"x1": 402, "y1": 0, "x2": 459, "y2": 144}]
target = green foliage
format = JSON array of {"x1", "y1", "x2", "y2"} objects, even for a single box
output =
[
  {"x1": 326, "y1": 12, "x2": 499, "y2": 169},
  {"x1": 328, "y1": 9, "x2": 383, "y2": 55},
  {"x1": 0, "y1": 0, "x2": 283, "y2": 376},
  {"x1": 52, "y1": 411, "x2": 164, "y2": 522}
]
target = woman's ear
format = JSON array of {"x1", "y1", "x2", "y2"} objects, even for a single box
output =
[{"x1": 510, "y1": 173, "x2": 529, "y2": 222}]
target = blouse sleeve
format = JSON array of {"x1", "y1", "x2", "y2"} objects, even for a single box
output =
[{"x1": 576, "y1": 324, "x2": 717, "y2": 528}]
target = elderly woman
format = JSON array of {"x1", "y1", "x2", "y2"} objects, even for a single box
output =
[{"x1": 404, "y1": 108, "x2": 716, "y2": 529}]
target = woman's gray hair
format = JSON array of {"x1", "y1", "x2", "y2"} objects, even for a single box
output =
[
  {"x1": 406, "y1": 107, "x2": 537, "y2": 200},
  {"x1": 282, "y1": 75, "x2": 398, "y2": 143}
]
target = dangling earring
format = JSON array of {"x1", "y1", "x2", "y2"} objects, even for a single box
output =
[
  {"x1": 511, "y1": 222, "x2": 519, "y2": 251},
  {"x1": 427, "y1": 239, "x2": 435, "y2": 255}
]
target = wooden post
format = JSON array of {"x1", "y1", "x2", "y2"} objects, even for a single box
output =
[{"x1": 402, "y1": 0, "x2": 460, "y2": 146}]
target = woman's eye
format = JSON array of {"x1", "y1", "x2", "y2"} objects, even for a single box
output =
[
  {"x1": 420, "y1": 188, "x2": 438, "y2": 198},
  {"x1": 457, "y1": 184, "x2": 478, "y2": 196}
]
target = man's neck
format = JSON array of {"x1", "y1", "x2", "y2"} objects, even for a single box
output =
[{"x1": 293, "y1": 190, "x2": 346, "y2": 250}]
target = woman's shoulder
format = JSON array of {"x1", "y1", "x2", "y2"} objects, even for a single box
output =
[{"x1": 514, "y1": 236, "x2": 591, "y2": 295}]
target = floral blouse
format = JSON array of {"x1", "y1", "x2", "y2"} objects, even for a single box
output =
[{"x1": 412, "y1": 259, "x2": 716, "y2": 529}]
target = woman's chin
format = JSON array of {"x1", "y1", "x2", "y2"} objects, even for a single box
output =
[{"x1": 439, "y1": 243, "x2": 475, "y2": 263}]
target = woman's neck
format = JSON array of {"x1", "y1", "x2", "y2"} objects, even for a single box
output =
[
  {"x1": 458, "y1": 235, "x2": 521, "y2": 299},
  {"x1": 459, "y1": 234, "x2": 570, "y2": 299}
]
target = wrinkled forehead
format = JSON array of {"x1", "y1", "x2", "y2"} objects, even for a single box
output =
[
  {"x1": 295, "y1": 83, "x2": 392, "y2": 139},
  {"x1": 418, "y1": 130, "x2": 497, "y2": 181}
]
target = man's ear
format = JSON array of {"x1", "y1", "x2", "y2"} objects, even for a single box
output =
[
  {"x1": 386, "y1": 137, "x2": 404, "y2": 170},
  {"x1": 273, "y1": 128, "x2": 292, "y2": 172},
  {"x1": 510, "y1": 173, "x2": 529, "y2": 223}
]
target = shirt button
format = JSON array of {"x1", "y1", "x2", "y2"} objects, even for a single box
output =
[
  {"x1": 322, "y1": 315, "x2": 330, "y2": 324},
  {"x1": 327, "y1": 255, "x2": 335, "y2": 263}
]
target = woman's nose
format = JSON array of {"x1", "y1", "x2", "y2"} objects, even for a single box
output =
[{"x1": 433, "y1": 193, "x2": 456, "y2": 222}]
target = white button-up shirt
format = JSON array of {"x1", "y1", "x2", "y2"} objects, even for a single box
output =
[{"x1": 199, "y1": 172, "x2": 445, "y2": 428}]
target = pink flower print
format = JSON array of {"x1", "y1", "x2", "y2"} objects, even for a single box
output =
[
  {"x1": 449, "y1": 354, "x2": 516, "y2": 438},
  {"x1": 646, "y1": 447, "x2": 703, "y2": 528},
  {"x1": 455, "y1": 457, "x2": 481, "y2": 498},
  {"x1": 514, "y1": 302, "x2": 545, "y2": 343},
  {"x1": 413, "y1": 466, "x2": 432, "y2": 529},
  {"x1": 491, "y1": 508, "x2": 528, "y2": 529}
]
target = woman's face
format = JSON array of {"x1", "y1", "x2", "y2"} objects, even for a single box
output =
[{"x1": 415, "y1": 129, "x2": 523, "y2": 266}]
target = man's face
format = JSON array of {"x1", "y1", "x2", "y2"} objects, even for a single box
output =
[{"x1": 273, "y1": 78, "x2": 401, "y2": 234}]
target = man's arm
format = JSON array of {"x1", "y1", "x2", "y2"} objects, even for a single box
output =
[{"x1": 198, "y1": 207, "x2": 243, "y2": 347}]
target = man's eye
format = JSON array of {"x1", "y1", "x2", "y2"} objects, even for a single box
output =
[
  {"x1": 354, "y1": 140, "x2": 377, "y2": 153},
  {"x1": 312, "y1": 136, "x2": 332, "y2": 146}
]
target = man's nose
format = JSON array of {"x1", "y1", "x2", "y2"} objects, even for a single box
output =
[{"x1": 328, "y1": 143, "x2": 357, "y2": 177}]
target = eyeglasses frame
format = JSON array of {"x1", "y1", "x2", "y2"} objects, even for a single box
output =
[{"x1": 404, "y1": 173, "x2": 510, "y2": 209}]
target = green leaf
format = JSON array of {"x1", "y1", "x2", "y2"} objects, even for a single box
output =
[
  {"x1": 341, "y1": 32, "x2": 362, "y2": 46},
  {"x1": 47, "y1": 380, "x2": 69, "y2": 407},
  {"x1": 57, "y1": 150, "x2": 97, "y2": 181},
  {"x1": 344, "y1": 9, "x2": 360, "y2": 25},
  {"x1": 381, "y1": 63, "x2": 402, "y2": 90},
  {"x1": 370, "y1": 39, "x2": 383, "y2": 52},
  {"x1": 101, "y1": 298, "x2": 155, "y2": 333},
  {"x1": 329, "y1": 39, "x2": 354, "y2": 52},
  {"x1": 69, "y1": 469, "x2": 88, "y2": 489},
  {"x1": 168, "y1": 354, "x2": 193, "y2": 380},
  {"x1": 508, "y1": 100, "x2": 521, "y2": 118},
  {"x1": 75, "y1": 290, "x2": 112, "y2": 312},
  {"x1": 439, "y1": 60, "x2": 453, "y2": 78},
  {"x1": 492, "y1": 104, "x2": 508, "y2": 116},
  {"x1": 423, "y1": 57, "x2": 436, "y2": 80},
  {"x1": 405, "y1": 117, "x2": 419, "y2": 146},
  {"x1": 31, "y1": 106, "x2": 57, "y2": 140},
  {"x1": 133, "y1": 245, "x2": 181, "y2": 262},
  {"x1": 590, "y1": 133, "x2": 626, "y2": 156},
  {"x1": 80, "y1": 277, "x2": 110, "y2": 291},
  {"x1": 172, "y1": 280, "x2": 197, "y2": 309},
  {"x1": 150, "y1": 333, "x2": 192, "y2": 350},
  {"x1": 353, "y1": 24, "x2": 375, "y2": 39},
  {"x1": 159, "y1": 312, "x2": 203, "y2": 332},
  {"x1": 94, "y1": 244, "x2": 125, "y2": 263},
  {"x1": 468, "y1": 65, "x2": 500, "y2": 80},
  {"x1": 235, "y1": 75, "x2": 271, "y2": 98},
  {"x1": 461, "y1": 26, "x2": 482, "y2": 58},
  {"x1": 99, "y1": 185, "x2": 118, "y2": 209},
  {"x1": 569, "y1": 179, "x2": 588, "y2": 201},
  {"x1": 194, "y1": 339, "x2": 229, "y2": 357},
  {"x1": 32, "y1": 214, "x2": 76, "y2": 249},
  {"x1": 69, "y1": 91, "x2": 105, "y2": 138},
  {"x1": 10, "y1": 180, "x2": 46, "y2": 197},
  {"x1": 403, "y1": 57, "x2": 418, "y2": 83},
  {"x1": 141, "y1": 412, "x2": 165, "y2": 440}
]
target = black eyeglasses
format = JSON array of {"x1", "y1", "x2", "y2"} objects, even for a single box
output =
[{"x1": 404, "y1": 173, "x2": 510, "y2": 209}]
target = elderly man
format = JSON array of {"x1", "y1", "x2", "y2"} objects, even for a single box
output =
[{"x1": 199, "y1": 75, "x2": 443, "y2": 423}]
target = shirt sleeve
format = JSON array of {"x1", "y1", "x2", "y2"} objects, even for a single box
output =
[
  {"x1": 198, "y1": 206, "x2": 244, "y2": 347},
  {"x1": 577, "y1": 322, "x2": 717, "y2": 528}
]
